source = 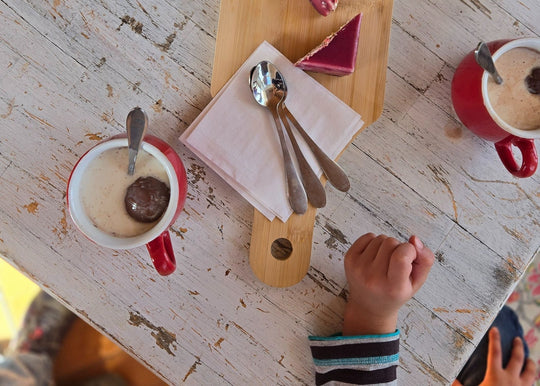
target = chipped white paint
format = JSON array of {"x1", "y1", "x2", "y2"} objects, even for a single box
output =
[{"x1": 0, "y1": 0, "x2": 539, "y2": 385}]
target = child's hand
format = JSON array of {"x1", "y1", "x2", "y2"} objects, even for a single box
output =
[
  {"x1": 452, "y1": 327, "x2": 536, "y2": 386},
  {"x1": 342, "y1": 233, "x2": 434, "y2": 336}
]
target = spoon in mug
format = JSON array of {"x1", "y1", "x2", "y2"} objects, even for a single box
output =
[
  {"x1": 250, "y1": 61, "x2": 308, "y2": 214},
  {"x1": 126, "y1": 107, "x2": 148, "y2": 175},
  {"x1": 124, "y1": 108, "x2": 171, "y2": 223},
  {"x1": 475, "y1": 42, "x2": 503, "y2": 85}
]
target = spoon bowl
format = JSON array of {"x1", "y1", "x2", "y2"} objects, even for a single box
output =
[{"x1": 250, "y1": 62, "x2": 286, "y2": 108}]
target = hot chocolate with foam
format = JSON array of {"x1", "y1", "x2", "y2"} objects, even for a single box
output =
[{"x1": 80, "y1": 147, "x2": 170, "y2": 237}]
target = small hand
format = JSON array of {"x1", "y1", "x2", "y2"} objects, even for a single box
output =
[
  {"x1": 452, "y1": 327, "x2": 536, "y2": 386},
  {"x1": 342, "y1": 233, "x2": 434, "y2": 336}
]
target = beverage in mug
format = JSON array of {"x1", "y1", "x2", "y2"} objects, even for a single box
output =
[
  {"x1": 80, "y1": 147, "x2": 170, "y2": 238},
  {"x1": 451, "y1": 38, "x2": 540, "y2": 178},
  {"x1": 486, "y1": 47, "x2": 540, "y2": 131}
]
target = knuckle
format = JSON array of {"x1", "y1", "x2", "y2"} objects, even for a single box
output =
[
  {"x1": 375, "y1": 234, "x2": 388, "y2": 241},
  {"x1": 382, "y1": 237, "x2": 400, "y2": 248},
  {"x1": 392, "y1": 243, "x2": 415, "y2": 260}
]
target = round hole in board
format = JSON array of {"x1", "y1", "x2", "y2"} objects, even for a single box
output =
[{"x1": 271, "y1": 238, "x2": 293, "y2": 260}]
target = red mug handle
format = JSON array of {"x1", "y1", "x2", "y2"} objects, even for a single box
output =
[
  {"x1": 494, "y1": 135, "x2": 538, "y2": 178},
  {"x1": 146, "y1": 230, "x2": 176, "y2": 275}
]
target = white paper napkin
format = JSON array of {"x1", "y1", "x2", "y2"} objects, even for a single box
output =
[{"x1": 180, "y1": 41, "x2": 364, "y2": 222}]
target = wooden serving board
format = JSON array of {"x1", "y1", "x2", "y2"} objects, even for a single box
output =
[{"x1": 211, "y1": 0, "x2": 394, "y2": 287}]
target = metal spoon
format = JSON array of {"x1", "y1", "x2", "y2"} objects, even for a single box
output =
[
  {"x1": 249, "y1": 65, "x2": 350, "y2": 193},
  {"x1": 281, "y1": 107, "x2": 350, "y2": 192},
  {"x1": 126, "y1": 107, "x2": 148, "y2": 175},
  {"x1": 475, "y1": 42, "x2": 503, "y2": 84},
  {"x1": 250, "y1": 61, "x2": 307, "y2": 214},
  {"x1": 277, "y1": 106, "x2": 326, "y2": 208},
  {"x1": 250, "y1": 65, "x2": 326, "y2": 208}
]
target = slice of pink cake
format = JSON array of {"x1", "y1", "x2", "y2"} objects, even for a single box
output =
[
  {"x1": 295, "y1": 13, "x2": 362, "y2": 76},
  {"x1": 309, "y1": 0, "x2": 339, "y2": 16}
]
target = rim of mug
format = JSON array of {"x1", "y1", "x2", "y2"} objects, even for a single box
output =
[
  {"x1": 67, "y1": 138, "x2": 180, "y2": 249},
  {"x1": 481, "y1": 37, "x2": 540, "y2": 139}
]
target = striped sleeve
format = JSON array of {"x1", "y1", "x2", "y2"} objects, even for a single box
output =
[{"x1": 308, "y1": 330, "x2": 399, "y2": 385}]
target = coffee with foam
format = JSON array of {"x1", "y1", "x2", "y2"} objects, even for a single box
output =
[{"x1": 486, "y1": 47, "x2": 540, "y2": 131}]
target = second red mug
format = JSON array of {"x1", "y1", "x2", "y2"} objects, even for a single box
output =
[{"x1": 451, "y1": 37, "x2": 540, "y2": 178}]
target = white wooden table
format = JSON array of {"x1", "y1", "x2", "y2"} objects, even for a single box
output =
[{"x1": 1, "y1": 0, "x2": 539, "y2": 384}]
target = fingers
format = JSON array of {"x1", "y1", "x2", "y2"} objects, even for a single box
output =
[
  {"x1": 373, "y1": 237, "x2": 400, "y2": 274},
  {"x1": 386, "y1": 243, "x2": 416, "y2": 285},
  {"x1": 345, "y1": 233, "x2": 376, "y2": 272},
  {"x1": 486, "y1": 327, "x2": 503, "y2": 373},
  {"x1": 347, "y1": 234, "x2": 434, "y2": 296},
  {"x1": 521, "y1": 358, "x2": 537, "y2": 384},
  {"x1": 451, "y1": 380, "x2": 463, "y2": 386},
  {"x1": 506, "y1": 337, "x2": 526, "y2": 375},
  {"x1": 409, "y1": 235, "x2": 423, "y2": 251},
  {"x1": 408, "y1": 235, "x2": 435, "y2": 292},
  {"x1": 485, "y1": 327, "x2": 535, "y2": 384},
  {"x1": 347, "y1": 233, "x2": 376, "y2": 258},
  {"x1": 362, "y1": 235, "x2": 388, "y2": 263}
]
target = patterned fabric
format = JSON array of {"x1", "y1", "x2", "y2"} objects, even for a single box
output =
[
  {"x1": 0, "y1": 352, "x2": 54, "y2": 386},
  {"x1": 506, "y1": 249, "x2": 540, "y2": 385},
  {"x1": 309, "y1": 331, "x2": 399, "y2": 385},
  {"x1": 7, "y1": 291, "x2": 75, "y2": 358}
]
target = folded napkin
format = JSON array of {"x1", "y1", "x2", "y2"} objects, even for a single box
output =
[{"x1": 180, "y1": 41, "x2": 364, "y2": 222}]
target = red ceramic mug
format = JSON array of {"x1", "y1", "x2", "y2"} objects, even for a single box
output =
[
  {"x1": 451, "y1": 37, "x2": 540, "y2": 178},
  {"x1": 67, "y1": 135, "x2": 188, "y2": 275}
]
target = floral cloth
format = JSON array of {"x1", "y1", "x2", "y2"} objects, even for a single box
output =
[{"x1": 506, "y1": 250, "x2": 540, "y2": 383}]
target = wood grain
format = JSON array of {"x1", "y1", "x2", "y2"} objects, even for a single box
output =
[
  {"x1": 211, "y1": 0, "x2": 394, "y2": 287},
  {"x1": 249, "y1": 206, "x2": 316, "y2": 288},
  {"x1": 0, "y1": 0, "x2": 538, "y2": 384},
  {"x1": 211, "y1": 0, "x2": 393, "y2": 123}
]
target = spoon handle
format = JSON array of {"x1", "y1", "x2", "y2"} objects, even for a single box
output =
[
  {"x1": 474, "y1": 42, "x2": 503, "y2": 85},
  {"x1": 283, "y1": 106, "x2": 350, "y2": 192},
  {"x1": 278, "y1": 106, "x2": 326, "y2": 208},
  {"x1": 126, "y1": 107, "x2": 148, "y2": 175},
  {"x1": 270, "y1": 106, "x2": 308, "y2": 214}
]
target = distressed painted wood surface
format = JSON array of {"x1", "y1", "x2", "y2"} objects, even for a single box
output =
[{"x1": 0, "y1": 0, "x2": 538, "y2": 384}]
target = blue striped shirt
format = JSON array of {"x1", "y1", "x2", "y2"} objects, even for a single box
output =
[{"x1": 309, "y1": 331, "x2": 399, "y2": 385}]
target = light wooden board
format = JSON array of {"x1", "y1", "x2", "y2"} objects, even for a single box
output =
[{"x1": 211, "y1": 0, "x2": 394, "y2": 287}]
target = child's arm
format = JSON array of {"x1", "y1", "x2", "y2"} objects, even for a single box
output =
[{"x1": 309, "y1": 233, "x2": 434, "y2": 385}]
